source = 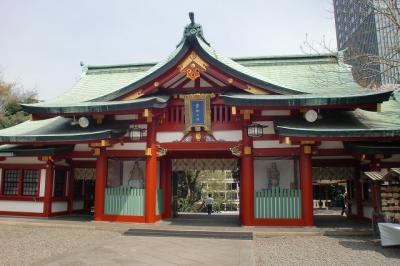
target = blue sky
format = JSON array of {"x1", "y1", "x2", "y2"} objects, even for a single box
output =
[{"x1": 0, "y1": 0, "x2": 336, "y2": 100}]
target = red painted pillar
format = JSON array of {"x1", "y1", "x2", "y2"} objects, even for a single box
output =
[
  {"x1": 145, "y1": 119, "x2": 158, "y2": 223},
  {"x1": 162, "y1": 157, "x2": 172, "y2": 219},
  {"x1": 371, "y1": 183, "x2": 379, "y2": 210},
  {"x1": 300, "y1": 145, "x2": 314, "y2": 226},
  {"x1": 94, "y1": 149, "x2": 107, "y2": 221},
  {"x1": 370, "y1": 159, "x2": 380, "y2": 212},
  {"x1": 241, "y1": 122, "x2": 254, "y2": 226},
  {"x1": 355, "y1": 167, "x2": 364, "y2": 218},
  {"x1": 43, "y1": 161, "x2": 54, "y2": 217},
  {"x1": 67, "y1": 167, "x2": 75, "y2": 215}
]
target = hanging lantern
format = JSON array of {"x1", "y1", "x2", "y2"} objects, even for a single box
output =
[
  {"x1": 128, "y1": 126, "x2": 146, "y2": 141},
  {"x1": 246, "y1": 123, "x2": 265, "y2": 138}
]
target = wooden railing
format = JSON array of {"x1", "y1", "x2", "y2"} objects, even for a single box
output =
[{"x1": 254, "y1": 188, "x2": 302, "y2": 219}]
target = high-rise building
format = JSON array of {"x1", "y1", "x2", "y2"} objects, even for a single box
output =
[{"x1": 333, "y1": 0, "x2": 400, "y2": 86}]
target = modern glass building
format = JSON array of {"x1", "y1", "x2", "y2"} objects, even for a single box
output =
[{"x1": 333, "y1": 0, "x2": 400, "y2": 86}]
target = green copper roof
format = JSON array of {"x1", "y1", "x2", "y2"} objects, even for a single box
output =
[
  {"x1": 29, "y1": 14, "x2": 373, "y2": 109},
  {"x1": 0, "y1": 144, "x2": 74, "y2": 156},
  {"x1": 0, "y1": 116, "x2": 129, "y2": 143},
  {"x1": 221, "y1": 90, "x2": 392, "y2": 107},
  {"x1": 343, "y1": 142, "x2": 400, "y2": 154},
  {"x1": 274, "y1": 96, "x2": 400, "y2": 138},
  {"x1": 22, "y1": 95, "x2": 170, "y2": 115}
]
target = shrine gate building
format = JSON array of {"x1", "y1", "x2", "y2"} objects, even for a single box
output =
[{"x1": 0, "y1": 14, "x2": 399, "y2": 226}]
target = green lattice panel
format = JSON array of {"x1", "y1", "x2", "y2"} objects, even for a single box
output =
[
  {"x1": 105, "y1": 187, "x2": 144, "y2": 216},
  {"x1": 254, "y1": 188, "x2": 302, "y2": 219}
]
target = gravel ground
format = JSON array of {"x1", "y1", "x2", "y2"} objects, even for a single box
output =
[
  {"x1": 1, "y1": 222, "x2": 400, "y2": 266},
  {"x1": 255, "y1": 235, "x2": 400, "y2": 266},
  {"x1": 0, "y1": 224, "x2": 119, "y2": 266}
]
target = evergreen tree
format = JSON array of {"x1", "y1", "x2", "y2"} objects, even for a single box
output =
[{"x1": 0, "y1": 75, "x2": 38, "y2": 129}]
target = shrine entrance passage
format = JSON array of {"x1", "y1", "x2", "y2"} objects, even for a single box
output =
[{"x1": 161, "y1": 158, "x2": 240, "y2": 226}]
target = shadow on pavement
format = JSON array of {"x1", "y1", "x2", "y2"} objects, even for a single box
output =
[{"x1": 168, "y1": 212, "x2": 240, "y2": 227}]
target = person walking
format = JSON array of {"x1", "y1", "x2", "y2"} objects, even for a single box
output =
[
  {"x1": 205, "y1": 194, "x2": 214, "y2": 215},
  {"x1": 341, "y1": 191, "x2": 350, "y2": 216}
]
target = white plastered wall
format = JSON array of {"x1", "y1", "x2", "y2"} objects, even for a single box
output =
[
  {"x1": 253, "y1": 140, "x2": 299, "y2": 149},
  {"x1": 213, "y1": 130, "x2": 242, "y2": 141},
  {"x1": 319, "y1": 141, "x2": 344, "y2": 149},
  {"x1": 0, "y1": 201, "x2": 44, "y2": 213},
  {"x1": 157, "y1": 132, "x2": 184, "y2": 143},
  {"x1": 39, "y1": 169, "x2": 46, "y2": 197},
  {"x1": 52, "y1": 202, "x2": 68, "y2": 213},
  {"x1": 261, "y1": 110, "x2": 290, "y2": 116},
  {"x1": 108, "y1": 143, "x2": 146, "y2": 151},
  {"x1": 2, "y1": 156, "x2": 43, "y2": 164},
  {"x1": 55, "y1": 160, "x2": 69, "y2": 167},
  {"x1": 115, "y1": 114, "x2": 138, "y2": 120},
  {"x1": 73, "y1": 200, "x2": 84, "y2": 210},
  {"x1": 74, "y1": 144, "x2": 91, "y2": 152}
]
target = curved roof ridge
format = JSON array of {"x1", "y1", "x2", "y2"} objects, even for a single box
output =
[
  {"x1": 83, "y1": 53, "x2": 340, "y2": 71},
  {"x1": 35, "y1": 13, "x2": 365, "y2": 104},
  {"x1": 232, "y1": 53, "x2": 338, "y2": 61}
]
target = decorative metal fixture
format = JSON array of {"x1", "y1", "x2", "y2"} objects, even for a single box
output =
[
  {"x1": 229, "y1": 144, "x2": 242, "y2": 157},
  {"x1": 246, "y1": 123, "x2": 267, "y2": 138},
  {"x1": 156, "y1": 144, "x2": 168, "y2": 157},
  {"x1": 70, "y1": 116, "x2": 78, "y2": 126},
  {"x1": 128, "y1": 126, "x2": 146, "y2": 141},
  {"x1": 78, "y1": 116, "x2": 90, "y2": 128},
  {"x1": 304, "y1": 109, "x2": 318, "y2": 123}
]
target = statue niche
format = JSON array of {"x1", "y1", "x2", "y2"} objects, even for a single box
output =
[
  {"x1": 267, "y1": 162, "x2": 280, "y2": 189},
  {"x1": 127, "y1": 161, "x2": 145, "y2": 188}
]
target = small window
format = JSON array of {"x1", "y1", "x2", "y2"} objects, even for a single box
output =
[
  {"x1": 2, "y1": 170, "x2": 19, "y2": 195},
  {"x1": 22, "y1": 170, "x2": 39, "y2": 196},
  {"x1": 2, "y1": 169, "x2": 39, "y2": 196},
  {"x1": 54, "y1": 170, "x2": 67, "y2": 197}
]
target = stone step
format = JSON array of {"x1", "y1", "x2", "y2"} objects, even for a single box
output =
[{"x1": 123, "y1": 228, "x2": 253, "y2": 240}]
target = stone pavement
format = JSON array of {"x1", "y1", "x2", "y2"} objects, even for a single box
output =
[
  {"x1": 0, "y1": 211, "x2": 381, "y2": 266},
  {"x1": 34, "y1": 235, "x2": 254, "y2": 266}
]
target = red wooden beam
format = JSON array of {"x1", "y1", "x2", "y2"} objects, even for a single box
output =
[
  {"x1": 71, "y1": 160, "x2": 96, "y2": 168},
  {"x1": 161, "y1": 141, "x2": 239, "y2": 151},
  {"x1": 314, "y1": 149, "x2": 351, "y2": 156},
  {"x1": 253, "y1": 148, "x2": 300, "y2": 157},
  {"x1": 105, "y1": 150, "x2": 145, "y2": 157},
  {"x1": 312, "y1": 159, "x2": 358, "y2": 167},
  {"x1": 169, "y1": 151, "x2": 235, "y2": 159}
]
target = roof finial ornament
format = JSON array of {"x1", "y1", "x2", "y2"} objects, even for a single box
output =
[
  {"x1": 189, "y1": 12, "x2": 195, "y2": 24},
  {"x1": 177, "y1": 12, "x2": 210, "y2": 47}
]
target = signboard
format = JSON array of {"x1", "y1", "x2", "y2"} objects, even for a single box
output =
[
  {"x1": 184, "y1": 94, "x2": 211, "y2": 132},
  {"x1": 191, "y1": 100, "x2": 205, "y2": 125}
]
